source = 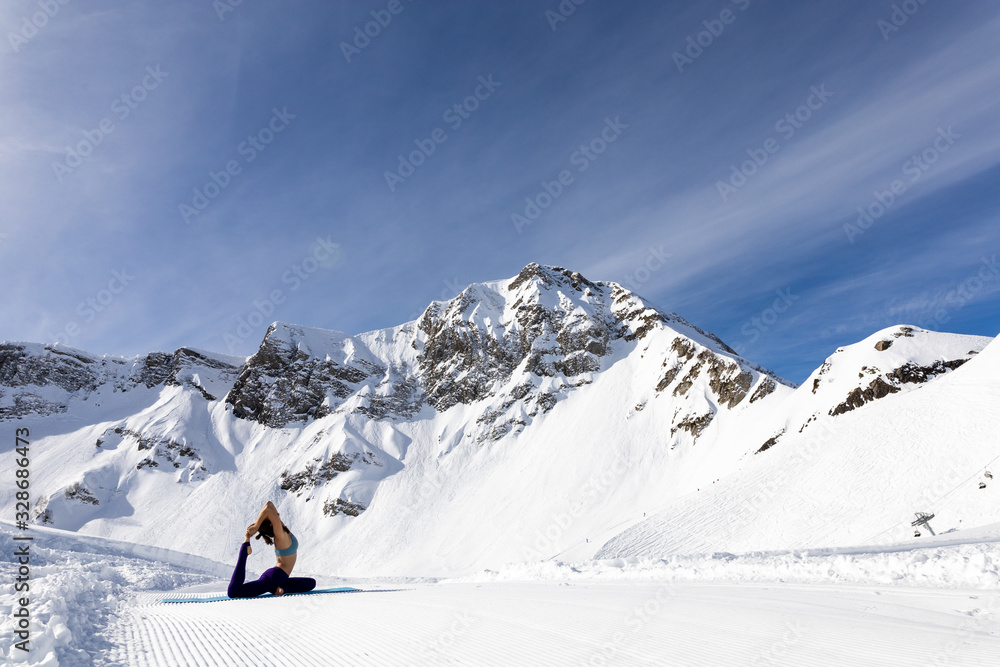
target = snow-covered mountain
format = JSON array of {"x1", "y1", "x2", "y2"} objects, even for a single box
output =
[
  {"x1": 599, "y1": 325, "x2": 1000, "y2": 560},
  {"x1": 0, "y1": 264, "x2": 994, "y2": 576}
]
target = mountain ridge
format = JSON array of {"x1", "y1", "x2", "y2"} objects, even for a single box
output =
[{"x1": 0, "y1": 263, "x2": 992, "y2": 575}]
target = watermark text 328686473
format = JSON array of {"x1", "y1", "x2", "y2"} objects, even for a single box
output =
[{"x1": 12, "y1": 427, "x2": 34, "y2": 654}]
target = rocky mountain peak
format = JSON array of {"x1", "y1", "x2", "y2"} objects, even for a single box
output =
[
  {"x1": 210, "y1": 263, "x2": 788, "y2": 440},
  {"x1": 0, "y1": 342, "x2": 240, "y2": 418},
  {"x1": 3, "y1": 265, "x2": 990, "y2": 547},
  {"x1": 507, "y1": 262, "x2": 599, "y2": 295},
  {"x1": 808, "y1": 325, "x2": 983, "y2": 417}
]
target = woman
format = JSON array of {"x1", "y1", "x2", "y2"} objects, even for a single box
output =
[{"x1": 227, "y1": 500, "x2": 317, "y2": 598}]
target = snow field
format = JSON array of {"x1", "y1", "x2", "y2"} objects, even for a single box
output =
[
  {"x1": 469, "y1": 535, "x2": 1000, "y2": 590},
  {"x1": 5, "y1": 521, "x2": 1000, "y2": 665},
  {"x1": 113, "y1": 580, "x2": 1000, "y2": 667},
  {"x1": 0, "y1": 525, "x2": 222, "y2": 666},
  {"x1": 599, "y1": 330, "x2": 1000, "y2": 560}
]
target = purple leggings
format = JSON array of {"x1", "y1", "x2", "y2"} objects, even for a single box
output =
[{"x1": 227, "y1": 542, "x2": 317, "y2": 598}]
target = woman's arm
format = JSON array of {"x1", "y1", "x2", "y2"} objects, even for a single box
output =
[{"x1": 250, "y1": 501, "x2": 280, "y2": 533}]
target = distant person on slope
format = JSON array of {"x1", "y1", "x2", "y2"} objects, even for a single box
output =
[{"x1": 227, "y1": 500, "x2": 317, "y2": 598}]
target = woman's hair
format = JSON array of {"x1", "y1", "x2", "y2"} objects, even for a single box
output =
[{"x1": 255, "y1": 518, "x2": 292, "y2": 546}]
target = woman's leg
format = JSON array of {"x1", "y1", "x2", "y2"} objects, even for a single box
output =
[
  {"x1": 259, "y1": 567, "x2": 290, "y2": 595},
  {"x1": 228, "y1": 544, "x2": 286, "y2": 598},
  {"x1": 227, "y1": 542, "x2": 252, "y2": 598},
  {"x1": 280, "y1": 577, "x2": 317, "y2": 595}
]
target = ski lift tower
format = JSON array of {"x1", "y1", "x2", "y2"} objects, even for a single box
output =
[{"x1": 911, "y1": 512, "x2": 936, "y2": 536}]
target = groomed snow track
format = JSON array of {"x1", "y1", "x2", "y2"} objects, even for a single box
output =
[{"x1": 108, "y1": 582, "x2": 1000, "y2": 666}]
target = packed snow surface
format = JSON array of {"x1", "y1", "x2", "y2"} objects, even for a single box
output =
[
  {"x1": 2, "y1": 522, "x2": 999, "y2": 666},
  {"x1": 599, "y1": 327, "x2": 1000, "y2": 560},
  {"x1": 1, "y1": 264, "x2": 997, "y2": 664}
]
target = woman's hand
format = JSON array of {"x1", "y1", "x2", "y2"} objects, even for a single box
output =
[{"x1": 244, "y1": 524, "x2": 257, "y2": 550}]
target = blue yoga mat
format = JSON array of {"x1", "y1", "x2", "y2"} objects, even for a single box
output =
[{"x1": 162, "y1": 587, "x2": 359, "y2": 603}]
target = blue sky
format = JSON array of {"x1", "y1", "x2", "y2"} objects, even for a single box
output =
[{"x1": 2, "y1": 0, "x2": 998, "y2": 383}]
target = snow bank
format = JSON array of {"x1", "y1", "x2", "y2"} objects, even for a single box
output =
[
  {"x1": 464, "y1": 539, "x2": 1000, "y2": 590},
  {"x1": 0, "y1": 525, "x2": 222, "y2": 666}
]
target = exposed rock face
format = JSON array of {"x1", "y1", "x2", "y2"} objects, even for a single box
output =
[
  {"x1": 829, "y1": 359, "x2": 970, "y2": 417},
  {"x1": 139, "y1": 347, "x2": 241, "y2": 399},
  {"x1": 134, "y1": 437, "x2": 206, "y2": 475},
  {"x1": 410, "y1": 263, "x2": 780, "y2": 443},
  {"x1": 225, "y1": 324, "x2": 384, "y2": 427},
  {"x1": 3, "y1": 264, "x2": 784, "y2": 452},
  {"x1": 323, "y1": 498, "x2": 367, "y2": 517},
  {"x1": 0, "y1": 263, "x2": 799, "y2": 526},
  {"x1": 0, "y1": 343, "x2": 240, "y2": 419},
  {"x1": 94, "y1": 425, "x2": 210, "y2": 477},
  {"x1": 410, "y1": 265, "x2": 638, "y2": 441},
  {"x1": 64, "y1": 482, "x2": 100, "y2": 505},
  {"x1": 755, "y1": 430, "x2": 784, "y2": 454},
  {"x1": 0, "y1": 344, "x2": 99, "y2": 417},
  {"x1": 416, "y1": 265, "x2": 616, "y2": 414},
  {"x1": 216, "y1": 264, "x2": 784, "y2": 446},
  {"x1": 0, "y1": 344, "x2": 99, "y2": 393},
  {"x1": 830, "y1": 377, "x2": 901, "y2": 416},
  {"x1": 280, "y1": 452, "x2": 383, "y2": 494},
  {"x1": 6, "y1": 273, "x2": 992, "y2": 545},
  {"x1": 750, "y1": 378, "x2": 777, "y2": 403},
  {"x1": 672, "y1": 413, "x2": 715, "y2": 439},
  {"x1": 889, "y1": 359, "x2": 967, "y2": 384},
  {"x1": 657, "y1": 339, "x2": 772, "y2": 414}
]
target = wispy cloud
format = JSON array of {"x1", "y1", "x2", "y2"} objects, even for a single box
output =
[{"x1": 0, "y1": 0, "x2": 996, "y2": 382}]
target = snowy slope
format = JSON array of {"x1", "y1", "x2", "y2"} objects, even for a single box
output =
[
  {"x1": 3, "y1": 521, "x2": 1000, "y2": 666},
  {"x1": 1, "y1": 264, "x2": 797, "y2": 576},
  {"x1": 2, "y1": 264, "x2": 999, "y2": 665},
  {"x1": 598, "y1": 327, "x2": 1000, "y2": 560},
  {"x1": 0, "y1": 265, "x2": 993, "y2": 580}
]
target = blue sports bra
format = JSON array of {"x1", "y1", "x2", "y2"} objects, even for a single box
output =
[{"x1": 274, "y1": 532, "x2": 298, "y2": 557}]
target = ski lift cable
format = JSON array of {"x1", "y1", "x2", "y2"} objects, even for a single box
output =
[
  {"x1": 924, "y1": 451, "x2": 1000, "y2": 513},
  {"x1": 866, "y1": 451, "x2": 1000, "y2": 544}
]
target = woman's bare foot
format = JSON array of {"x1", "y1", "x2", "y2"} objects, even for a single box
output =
[{"x1": 274, "y1": 587, "x2": 284, "y2": 596}]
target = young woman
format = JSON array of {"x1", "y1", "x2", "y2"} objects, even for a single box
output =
[{"x1": 227, "y1": 500, "x2": 317, "y2": 598}]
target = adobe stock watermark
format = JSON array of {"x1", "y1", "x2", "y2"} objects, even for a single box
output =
[
  {"x1": 672, "y1": 0, "x2": 752, "y2": 73},
  {"x1": 7, "y1": 0, "x2": 72, "y2": 54},
  {"x1": 49, "y1": 268, "x2": 135, "y2": 346},
  {"x1": 277, "y1": 593, "x2": 325, "y2": 639},
  {"x1": 421, "y1": 612, "x2": 479, "y2": 661},
  {"x1": 545, "y1": 0, "x2": 587, "y2": 31},
  {"x1": 716, "y1": 84, "x2": 833, "y2": 201},
  {"x1": 731, "y1": 288, "x2": 798, "y2": 356},
  {"x1": 179, "y1": 107, "x2": 296, "y2": 224},
  {"x1": 749, "y1": 621, "x2": 807, "y2": 666},
  {"x1": 926, "y1": 594, "x2": 1000, "y2": 667},
  {"x1": 619, "y1": 245, "x2": 672, "y2": 294},
  {"x1": 582, "y1": 585, "x2": 677, "y2": 667},
  {"x1": 384, "y1": 75, "x2": 501, "y2": 192},
  {"x1": 877, "y1": 0, "x2": 932, "y2": 41},
  {"x1": 340, "y1": 0, "x2": 414, "y2": 64},
  {"x1": 915, "y1": 255, "x2": 999, "y2": 332},
  {"x1": 52, "y1": 66, "x2": 169, "y2": 182},
  {"x1": 222, "y1": 236, "x2": 340, "y2": 352},
  {"x1": 520, "y1": 453, "x2": 629, "y2": 561},
  {"x1": 843, "y1": 125, "x2": 959, "y2": 243},
  {"x1": 511, "y1": 116, "x2": 628, "y2": 234},
  {"x1": 212, "y1": 0, "x2": 245, "y2": 22},
  {"x1": 406, "y1": 276, "x2": 468, "y2": 323}
]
